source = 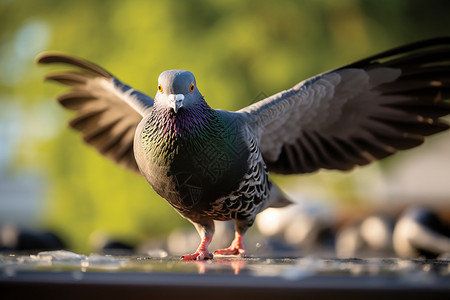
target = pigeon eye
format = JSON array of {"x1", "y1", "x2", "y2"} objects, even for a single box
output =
[
  {"x1": 189, "y1": 83, "x2": 195, "y2": 93},
  {"x1": 158, "y1": 84, "x2": 163, "y2": 93}
]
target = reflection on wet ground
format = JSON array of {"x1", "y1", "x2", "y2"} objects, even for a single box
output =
[
  {"x1": 1, "y1": 250, "x2": 449, "y2": 277},
  {"x1": 1, "y1": 251, "x2": 450, "y2": 299}
]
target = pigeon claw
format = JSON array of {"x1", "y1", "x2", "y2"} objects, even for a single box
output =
[
  {"x1": 181, "y1": 250, "x2": 213, "y2": 261},
  {"x1": 214, "y1": 247, "x2": 246, "y2": 256}
]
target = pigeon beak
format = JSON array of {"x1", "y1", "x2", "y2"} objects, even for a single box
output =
[{"x1": 168, "y1": 94, "x2": 184, "y2": 113}]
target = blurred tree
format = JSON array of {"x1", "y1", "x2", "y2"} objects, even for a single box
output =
[{"x1": 1, "y1": 0, "x2": 450, "y2": 252}]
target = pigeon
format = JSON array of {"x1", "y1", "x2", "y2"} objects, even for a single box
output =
[{"x1": 37, "y1": 37, "x2": 450, "y2": 260}]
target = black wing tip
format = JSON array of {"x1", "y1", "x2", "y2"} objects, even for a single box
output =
[
  {"x1": 35, "y1": 51, "x2": 68, "y2": 64},
  {"x1": 36, "y1": 51, "x2": 112, "y2": 78},
  {"x1": 378, "y1": 36, "x2": 450, "y2": 54},
  {"x1": 404, "y1": 36, "x2": 450, "y2": 47},
  {"x1": 342, "y1": 36, "x2": 450, "y2": 70},
  {"x1": 418, "y1": 36, "x2": 450, "y2": 45}
]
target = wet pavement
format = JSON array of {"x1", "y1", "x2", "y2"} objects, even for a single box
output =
[{"x1": 1, "y1": 251, "x2": 449, "y2": 299}]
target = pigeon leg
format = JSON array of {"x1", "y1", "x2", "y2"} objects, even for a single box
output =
[
  {"x1": 214, "y1": 231, "x2": 246, "y2": 256},
  {"x1": 214, "y1": 219, "x2": 250, "y2": 256},
  {"x1": 181, "y1": 220, "x2": 214, "y2": 261}
]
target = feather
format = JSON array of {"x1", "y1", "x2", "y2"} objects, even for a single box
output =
[
  {"x1": 37, "y1": 53, "x2": 154, "y2": 173},
  {"x1": 241, "y1": 37, "x2": 450, "y2": 174}
]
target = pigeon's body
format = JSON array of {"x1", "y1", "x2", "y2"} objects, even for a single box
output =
[
  {"x1": 37, "y1": 37, "x2": 450, "y2": 259},
  {"x1": 135, "y1": 101, "x2": 268, "y2": 221},
  {"x1": 132, "y1": 72, "x2": 280, "y2": 258}
]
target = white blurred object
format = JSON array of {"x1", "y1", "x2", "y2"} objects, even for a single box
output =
[
  {"x1": 256, "y1": 201, "x2": 334, "y2": 249},
  {"x1": 256, "y1": 206, "x2": 298, "y2": 237},
  {"x1": 17, "y1": 250, "x2": 87, "y2": 266},
  {"x1": 14, "y1": 250, "x2": 128, "y2": 272},
  {"x1": 336, "y1": 215, "x2": 394, "y2": 258},
  {"x1": 335, "y1": 225, "x2": 363, "y2": 258},
  {"x1": 360, "y1": 215, "x2": 393, "y2": 252},
  {"x1": 145, "y1": 249, "x2": 168, "y2": 258},
  {"x1": 34, "y1": 250, "x2": 85, "y2": 262}
]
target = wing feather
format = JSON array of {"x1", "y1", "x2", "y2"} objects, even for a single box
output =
[
  {"x1": 37, "y1": 52, "x2": 154, "y2": 173},
  {"x1": 241, "y1": 37, "x2": 450, "y2": 174}
]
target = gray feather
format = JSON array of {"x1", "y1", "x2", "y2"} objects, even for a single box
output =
[
  {"x1": 36, "y1": 53, "x2": 154, "y2": 173},
  {"x1": 240, "y1": 37, "x2": 450, "y2": 174}
]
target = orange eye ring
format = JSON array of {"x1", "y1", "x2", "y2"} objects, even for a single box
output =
[
  {"x1": 189, "y1": 83, "x2": 195, "y2": 93},
  {"x1": 158, "y1": 84, "x2": 163, "y2": 93}
]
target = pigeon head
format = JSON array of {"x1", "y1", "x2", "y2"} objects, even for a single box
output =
[{"x1": 155, "y1": 70, "x2": 202, "y2": 113}]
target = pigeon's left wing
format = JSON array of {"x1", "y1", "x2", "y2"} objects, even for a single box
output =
[
  {"x1": 37, "y1": 53, "x2": 154, "y2": 173},
  {"x1": 240, "y1": 37, "x2": 450, "y2": 174}
]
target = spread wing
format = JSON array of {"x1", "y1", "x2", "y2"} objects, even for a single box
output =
[
  {"x1": 240, "y1": 37, "x2": 450, "y2": 174},
  {"x1": 37, "y1": 52, "x2": 154, "y2": 173}
]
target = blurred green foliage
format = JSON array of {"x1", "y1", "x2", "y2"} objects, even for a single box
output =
[{"x1": 1, "y1": 0, "x2": 450, "y2": 252}]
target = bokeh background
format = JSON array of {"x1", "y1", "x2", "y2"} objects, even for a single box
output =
[{"x1": 1, "y1": 0, "x2": 450, "y2": 254}]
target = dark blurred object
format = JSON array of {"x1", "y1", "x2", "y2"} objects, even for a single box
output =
[
  {"x1": 101, "y1": 240, "x2": 135, "y2": 255},
  {"x1": 393, "y1": 206, "x2": 450, "y2": 258},
  {"x1": 336, "y1": 215, "x2": 394, "y2": 258},
  {"x1": 0, "y1": 224, "x2": 65, "y2": 252},
  {"x1": 90, "y1": 231, "x2": 135, "y2": 255}
]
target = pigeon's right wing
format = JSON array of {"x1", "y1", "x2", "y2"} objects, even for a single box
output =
[
  {"x1": 37, "y1": 53, "x2": 154, "y2": 173},
  {"x1": 240, "y1": 37, "x2": 450, "y2": 174}
]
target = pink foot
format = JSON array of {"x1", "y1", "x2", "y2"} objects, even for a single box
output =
[
  {"x1": 214, "y1": 232, "x2": 246, "y2": 256},
  {"x1": 181, "y1": 250, "x2": 213, "y2": 261},
  {"x1": 180, "y1": 235, "x2": 213, "y2": 261},
  {"x1": 214, "y1": 247, "x2": 245, "y2": 256}
]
